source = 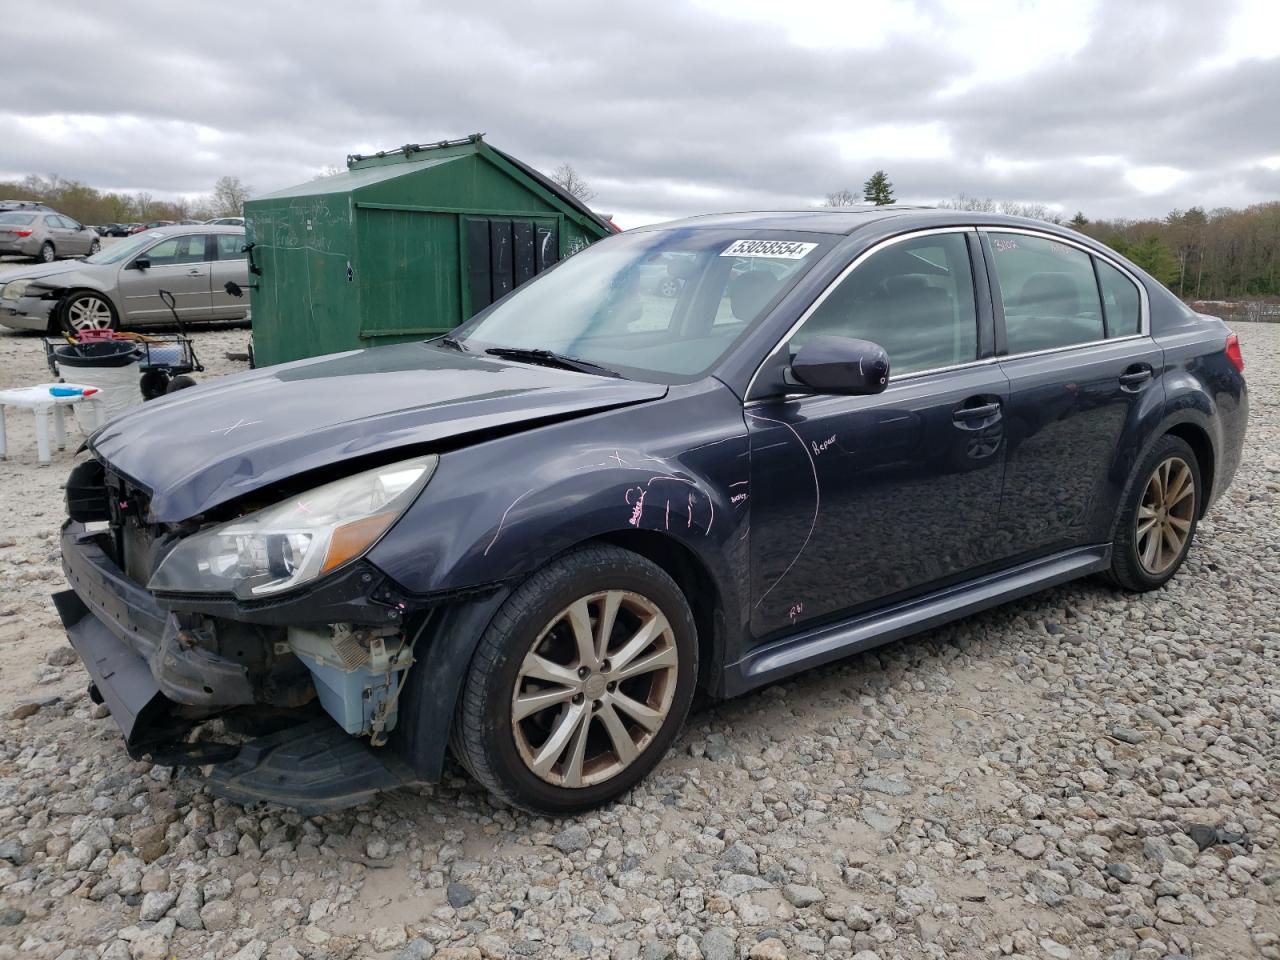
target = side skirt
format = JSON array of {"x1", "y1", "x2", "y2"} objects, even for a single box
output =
[{"x1": 722, "y1": 544, "x2": 1111, "y2": 696}]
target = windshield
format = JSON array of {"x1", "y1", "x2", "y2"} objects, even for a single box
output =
[
  {"x1": 453, "y1": 228, "x2": 833, "y2": 381},
  {"x1": 84, "y1": 230, "x2": 167, "y2": 265},
  {"x1": 0, "y1": 213, "x2": 34, "y2": 225}
]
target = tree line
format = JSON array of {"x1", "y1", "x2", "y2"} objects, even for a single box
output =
[
  {"x1": 829, "y1": 173, "x2": 1279, "y2": 302},
  {"x1": 0, "y1": 174, "x2": 252, "y2": 225}
]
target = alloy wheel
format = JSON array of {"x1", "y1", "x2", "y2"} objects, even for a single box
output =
[
  {"x1": 511, "y1": 590, "x2": 678, "y2": 788},
  {"x1": 1135, "y1": 455, "x2": 1195, "y2": 575},
  {"x1": 66, "y1": 295, "x2": 113, "y2": 331},
  {"x1": 39, "y1": 243, "x2": 55, "y2": 263}
]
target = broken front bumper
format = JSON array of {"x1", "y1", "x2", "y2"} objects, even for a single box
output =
[
  {"x1": 57, "y1": 522, "x2": 255, "y2": 750},
  {"x1": 55, "y1": 521, "x2": 430, "y2": 811}
]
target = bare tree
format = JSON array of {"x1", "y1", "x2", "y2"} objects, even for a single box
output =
[
  {"x1": 823, "y1": 188, "x2": 858, "y2": 207},
  {"x1": 938, "y1": 194, "x2": 1058, "y2": 223},
  {"x1": 211, "y1": 175, "x2": 252, "y2": 217},
  {"x1": 550, "y1": 162, "x2": 597, "y2": 204}
]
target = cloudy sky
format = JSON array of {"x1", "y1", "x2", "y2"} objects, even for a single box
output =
[{"x1": 7, "y1": 0, "x2": 1279, "y2": 228}]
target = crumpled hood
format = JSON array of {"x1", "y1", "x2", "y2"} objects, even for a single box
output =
[
  {"x1": 90, "y1": 342, "x2": 667, "y2": 522},
  {"x1": 5, "y1": 259, "x2": 99, "y2": 288}
]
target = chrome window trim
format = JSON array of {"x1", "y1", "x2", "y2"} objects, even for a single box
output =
[
  {"x1": 743, "y1": 226, "x2": 977, "y2": 400},
  {"x1": 743, "y1": 224, "x2": 1153, "y2": 403},
  {"x1": 980, "y1": 225, "x2": 1150, "y2": 338}
]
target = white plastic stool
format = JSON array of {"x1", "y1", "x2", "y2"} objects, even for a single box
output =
[{"x1": 0, "y1": 383, "x2": 109, "y2": 465}]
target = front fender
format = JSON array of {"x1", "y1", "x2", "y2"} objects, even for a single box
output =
[{"x1": 367, "y1": 379, "x2": 751, "y2": 622}]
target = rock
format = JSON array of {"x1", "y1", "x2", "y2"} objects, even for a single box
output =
[
  {"x1": 129, "y1": 932, "x2": 171, "y2": 960},
  {"x1": 700, "y1": 929, "x2": 736, "y2": 960},
  {"x1": 1039, "y1": 938, "x2": 1072, "y2": 959},
  {"x1": 846, "y1": 904, "x2": 875, "y2": 931},
  {"x1": 861, "y1": 776, "x2": 911, "y2": 796},
  {"x1": 720, "y1": 873, "x2": 773, "y2": 897},
  {"x1": 748, "y1": 939, "x2": 787, "y2": 960},
  {"x1": 1105, "y1": 862, "x2": 1134, "y2": 883},
  {"x1": 719, "y1": 841, "x2": 759, "y2": 874},
  {"x1": 0, "y1": 841, "x2": 23, "y2": 866},
  {"x1": 229, "y1": 941, "x2": 267, "y2": 960},
  {"x1": 394, "y1": 941, "x2": 436, "y2": 960},
  {"x1": 1013, "y1": 834, "x2": 1047, "y2": 859},
  {"x1": 782, "y1": 883, "x2": 824, "y2": 907},
  {"x1": 9, "y1": 703, "x2": 39, "y2": 720},
  {"x1": 552, "y1": 824, "x2": 591, "y2": 854},
  {"x1": 1110, "y1": 726, "x2": 1146, "y2": 745},
  {"x1": 200, "y1": 899, "x2": 236, "y2": 931},
  {"x1": 0, "y1": 906, "x2": 25, "y2": 925},
  {"x1": 138, "y1": 890, "x2": 176, "y2": 921},
  {"x1": 173, "y1": 882, "x2": 203, "y2": 929},
  {"x1": 446, "y1": 882, "x2": 474, "y2": 908},
  {"x1": 367, "y1": 836, "x2": 389, "y2": 860},
  {"x1": 45, "y1": 645, "x2": 77, "y2": 666},
  {"x1": 861, "y1": 810, "x2": 901, "y2": 835},
  {"x1": 139, "y1": 866, "x2": 170, "y2": 893},
  {"x1": 371, "y1": 926, "x2": 409, "y2": 951}
]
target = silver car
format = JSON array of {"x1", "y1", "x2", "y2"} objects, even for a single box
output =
[
  {"x1": 0, "y1": 211, "x2": 101, "y2": 262},
  {"x1": 0, "y1": 224, "x2": 250, "y2": 333}
]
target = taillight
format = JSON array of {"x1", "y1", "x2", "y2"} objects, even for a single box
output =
[
  {"x1": 1225, "y1": 333, "x2": 1244, "y2": 373},
  {"x1": 14, "y1": 229, "x2": 32, "y2": 237}
]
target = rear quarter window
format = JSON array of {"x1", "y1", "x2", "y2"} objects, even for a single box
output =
[{"x1": 1096, "y1": 259, "x2": 1142, "y2": 337}]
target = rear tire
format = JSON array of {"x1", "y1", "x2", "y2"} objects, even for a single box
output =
[
  {"x1": 166, "y1": 374, "x2": 197, "y2": 393},
  {"x1": 38, "y1": 241, "x2": 55, "y2": 263},
  {"x1": 454, "y1": 545, "x2": 697, "y2": 813},
  {"x1": 1105, "y1": 435, "x2": 1201, "y2": 592}
]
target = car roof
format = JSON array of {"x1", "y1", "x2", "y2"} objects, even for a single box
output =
[
  {"x1": 142, "y1": 223, "x2": 246, "y2": 235},
  {"x1": 636, "y1": 207, "x2": 1077, "y2": 237}
]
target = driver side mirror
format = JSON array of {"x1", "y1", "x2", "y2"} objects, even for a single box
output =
[
  {"x1": 789, "y1": 335, "x2": 890, "y2": 395},
  {"x1": 132, "y1": 257, "x2": 151, "y2": 271}
]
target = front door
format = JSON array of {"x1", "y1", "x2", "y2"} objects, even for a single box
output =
[
  {"x1": 983, "y1": 229, "x2": 1164, "y2": 558},
  {"x1": 746, "y1": 229, "x2": 1007, "y2": 638},
  {"x1": 118, "y1": 233, "x2": 214, "y2": 323}
]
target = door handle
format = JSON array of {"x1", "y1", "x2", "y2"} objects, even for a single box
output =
[
  {"x1": 1119, "y1": 364, "x2": 1153, "y2": 389},
  {"x1": 953, "y1": 401, "x2": 1001, "y2": 425},
  {"x1": 186, "y1": 268, "x2": 205, "y2": 277}
]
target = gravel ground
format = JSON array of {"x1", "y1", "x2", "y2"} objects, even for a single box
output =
[{"x1": 0, "y1": 322, "x2": 1276, "y2": 960}]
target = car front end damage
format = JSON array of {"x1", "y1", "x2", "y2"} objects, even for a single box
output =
[
  {"x1": 53, "y1": 454, "x2": 487, "y2": 812},
  {"x1": 0, "y1": 278, "x2": 59, "y2": 330}
]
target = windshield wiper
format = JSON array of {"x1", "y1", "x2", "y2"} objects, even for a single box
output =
[{"x1": 484, "y1": 346, "x2": 619, "y2": 378}]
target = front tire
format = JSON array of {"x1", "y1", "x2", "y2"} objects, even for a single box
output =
[
  {"x1": 1105, "y1": 435, "x2": 1201, "y2": 592},
  {"x1": 454, "y1": 545, "x2": 698, "y2": 813},
  {"x1": 60, "y1": 291, "x2": 118, "y2": 333},
  {"x1": 88, "y1": 239, "x2": 101, "y2": 255}
]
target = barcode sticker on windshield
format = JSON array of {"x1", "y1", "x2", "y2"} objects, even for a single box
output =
[{"x1": 720, "y1": 239, "x2": 817, "y2": 259}]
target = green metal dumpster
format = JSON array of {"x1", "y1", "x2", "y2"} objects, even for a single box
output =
[{"x1": 243, "y1": 135, "x2": 616, "y2": 366}]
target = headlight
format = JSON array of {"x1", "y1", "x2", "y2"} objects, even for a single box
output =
[
  {"x1": 1, "y1": 280, "x2": 31, "y2": 301},
  {"x1": 149, "y1": 455, "x2": 437, "y2": 599}
]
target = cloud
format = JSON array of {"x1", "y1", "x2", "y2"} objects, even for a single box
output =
[{"x1": 4, "y1": 0, "x2": 1278, "y2": 227}]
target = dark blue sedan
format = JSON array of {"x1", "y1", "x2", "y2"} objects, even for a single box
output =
[{"x1": 55, "y1": 208, "x2": 1247, "y2": 814}]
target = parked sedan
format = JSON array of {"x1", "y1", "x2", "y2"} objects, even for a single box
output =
[
  {"x1": 0, "y1": 211, "x2": 100, "y2": 261},
  {"x1": 53, "y1": 209, "x2": 1246, "y2": 814},
  {"x1": 0, "y1": 224, "x2": 249, "y2": 332}
]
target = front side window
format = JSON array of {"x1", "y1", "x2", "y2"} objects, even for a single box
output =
[
  {"x1": 988, "y1": 232, "x2": 1105, "y2": 353},
  {"x1": 1096, "y1": 259, "x2": 1141, "y2": 338},
  {"x1": 788, "y1": 232, "x2": 978, "y2": 377},
  {"x1": 143, "y1": 234, "x2": 210, "y2": 266},
  {"x1": 455, "y1": 229, "x2": 833, "y2": 382}
]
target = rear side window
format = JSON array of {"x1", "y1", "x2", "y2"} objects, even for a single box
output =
[
  {"x1": 216, "y1": 233, "x2": 246, "y2": 259},
  {"x1": 987, "y1": 232, "x2": 1104, "y2": 354},
  {"x1": 1096, "y1": 259, "x2": 1141, "y2": 338},
  {"x1": 790, "y1": 232, "x2": 978, "y2": 376},
  {"x1": 0, "y1": 213, "x2": 33, "y2": 225}
]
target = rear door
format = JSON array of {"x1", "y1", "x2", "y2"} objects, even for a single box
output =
[
  {"x1": 59, "y1": 216, "x2": 92, "y2": 255},
  {"x1": 209, "y1": 232, "x2": 249, "y2": 319},
  {"x1": 984, "y1": 229, "x2": 1163, "y2": 559},
  {"x1": 117, "y1": 234, "x2": 214, "y2": 323}
]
